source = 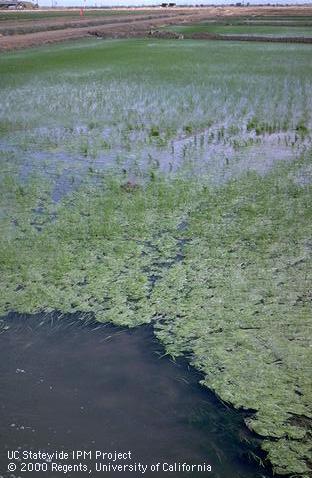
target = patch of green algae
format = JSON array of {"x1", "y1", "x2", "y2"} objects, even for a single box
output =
[
  {"x1": 152, "y1": 160, "x2": 312, "y2": 476},
  {"x1": 0, "y1": 158, "x2": 311, "y2": 476}
]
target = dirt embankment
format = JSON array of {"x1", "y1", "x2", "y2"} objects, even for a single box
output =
[
  {"x1": 145, "y1": 26, "x2": 312, "y2": 44},
  {"x1": 0, "y1": 10, "x2": 210, "y2": 51},
  {"x1": 0, "y1": 11, "x2": 191, "y2": 36},
  {"x1": 181, "y1": 32, "x2": 312, "y2": 44},
  {"x1": 0, "y1": 6, "x2": 312, "y2": 52}
]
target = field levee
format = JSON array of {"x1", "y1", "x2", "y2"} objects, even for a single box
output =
[{"x1": 0, "y1": 5, "x2": 312, "y2": 51}]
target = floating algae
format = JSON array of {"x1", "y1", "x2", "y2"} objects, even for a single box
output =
[{"x1": 0, "y1": 157, "x2": 311, "y2": 476}]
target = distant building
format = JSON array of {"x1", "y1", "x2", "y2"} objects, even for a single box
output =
[
  {"x1": 0, "y1": 0, "x2": 36, "y2": 7},
  {"x1": 0, "y1": 0, "x2": 18, "y2": 7}
]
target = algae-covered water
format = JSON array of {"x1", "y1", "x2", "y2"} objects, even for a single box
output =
[
  {"x1": 0, "y1": 38, "x2": 311, "y2": 477},
  {"x1": 0, "y1": 313, "x2": 271, "y2": 478}
]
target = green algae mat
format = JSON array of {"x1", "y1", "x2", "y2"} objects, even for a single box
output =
[{"x1": 0, "y1": 38, "x2": 311, "y2": 477}]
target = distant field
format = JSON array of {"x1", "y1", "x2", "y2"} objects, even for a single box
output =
[
  {"x1": 222, "y1": 15, "x2": 312, "y2": 24},
  {"x1": 1, "y1": 6, "x2": 312, "y2": 50},
  {"x1": 0, "y1": 8, "x2": 193, "y2": 47},
  {"x1": 0, "y1": 9, "x2": 147, "y2": 22},
  {"x1": 167, "y1": 23, "x2": 312, "y2": 37},
  {"x1": 241, "y1": 14, "x2": 312, "y2": 22}
]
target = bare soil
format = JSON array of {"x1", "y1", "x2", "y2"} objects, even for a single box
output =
[
  {"x1": 0, "y1": 11, "x2": 190, "y2": 35},
  {"x1": 0, "y1": 6, "x2": 312, "y2": 52}
]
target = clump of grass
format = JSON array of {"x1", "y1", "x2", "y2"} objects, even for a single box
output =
[
  {"x1": 88, "y1": 121, "x2": 97, "y2": 130},
  {"x1": 101, "y1": 140, "x2": 111, "y2": 150},
  {"x1": 247, "y1": 118, "x2": 283, "y2": 135},
  {"x1": 150, "y1": 127, "x2": 160, "y2": 138},
  {"x1": 183, "y1": 124, "x2": 193, "y2": 134},
  {"x1": 296, "y1": 120, "x2": 309, "y2": 136},
  {"x1": 80, "y1": 143, "x2": 89, "y2": 157}
]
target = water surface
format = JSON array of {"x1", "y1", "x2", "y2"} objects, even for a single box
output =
[{"x1": 0, "y1": 313, "x2": 272, "y2": 478}]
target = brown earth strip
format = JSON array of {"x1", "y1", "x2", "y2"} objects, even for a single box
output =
[
  {"x1": 0, "y1": 12, "x2": 202, "y2": 50},
  {"x1": 0, "y1": 9, "x2": 225, "y2": 51},
  {"x1": 0, "y1": 11, "x2": 193, "y2": 35},
  {"x1": 1, "y1": 6, "x2": 312, "y2": 52}
]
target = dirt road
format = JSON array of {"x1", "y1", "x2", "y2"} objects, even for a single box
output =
[
  {"x1": 0, "y1": 6, "x2": 311, "y2": 52},
  {"x1": 0, "y1": 11, "x2": 206, "y2": 50}
]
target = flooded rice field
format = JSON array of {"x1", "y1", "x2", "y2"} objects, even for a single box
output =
[
  {"x1": 1, "y1": 39, "x2": 311, "y2": 478},
  {"x1": 2, "y1": 124, "x2": 311, "y2": 203},
  {"x1": 1, "y1": 40, "x2": 311, "y2": 204},
  {"x1": 0, "y1": 313, "x2": 271, "y2": 478}
]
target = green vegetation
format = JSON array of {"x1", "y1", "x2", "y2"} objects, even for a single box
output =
[
  {"x1": 0, "y1": 38, "x2": 311, "y2": 477},
  {"x1": 234, "y1": 15, "x2": 312, "y2": 24},
  {"x1": 164, "y1": 14, "x2": 312, "y2": 38},
  {"x1": 0, "y1": 9, "x2": 146, "y2": 22},
  {"x1": 166, "y1": 23, "x2": 312, "y2": 37}
]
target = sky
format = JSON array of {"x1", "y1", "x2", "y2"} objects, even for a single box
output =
[{"x1": 40, "y1": 0, "x2": 312, "y2": 7}]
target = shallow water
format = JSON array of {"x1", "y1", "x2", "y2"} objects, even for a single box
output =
[
  {"x1": 2, "y1": 126, "x2": 308, "y2": 206},
  {"x1": 0, "y1": 313, "x2": 272, "y2": 478}
]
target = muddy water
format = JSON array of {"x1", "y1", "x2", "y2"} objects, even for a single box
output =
[{"x1": 0, "y1": 313, "x2": 271, "y2": 478}]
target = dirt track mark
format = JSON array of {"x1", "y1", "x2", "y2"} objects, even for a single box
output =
[
  {"x1": 0, "y1": 11, "x2": 192, "y2": 36},
  {"x1": 1, "y1": 6, "x2": 312, "y2": 52},
  {"x1": 0, "y1": 11, "x2": 207, "y2": 51}
]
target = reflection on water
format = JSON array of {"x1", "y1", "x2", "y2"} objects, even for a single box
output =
[
  {"x1": 0, "y1": 313, "x2": 272, "y2": 478},
  {"x1": 2, "y1": 123, "x2": 310, "y2": 203}
]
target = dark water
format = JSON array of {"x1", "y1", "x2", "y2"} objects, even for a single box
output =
[{"x1": 0, "y1": 313, "x2": 271, "y2": 478}]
